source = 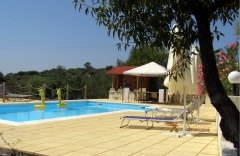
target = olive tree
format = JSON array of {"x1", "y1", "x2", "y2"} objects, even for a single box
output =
[{"x1": 73, "y1": 0, "x2": 239, "y2": 151}]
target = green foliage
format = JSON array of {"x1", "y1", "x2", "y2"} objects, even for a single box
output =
[
  {"x1": 74, "y1": 0, "x2": 238, "y2": 78},
  {"x1": 84, "y1": 62, "x2": 93, "y2": 70},
  {"x1": 3, "y1": 64, "x2": 112, "y2": 99},
  {"x1": 0, "y1": 72, "x2": 4, "y2": 82},
  {"x1": 105, "y1": 65, "x2": 113, "y2": 70},
  {"x1": 125, "y1": 46, "x2": 168, "y2": 67},
  {"x1": 116, "y1": 59, "x2": 126, "y2": 66},
  {"x1": 216, "y1": 42, "x2": 239, "y2": 94}
]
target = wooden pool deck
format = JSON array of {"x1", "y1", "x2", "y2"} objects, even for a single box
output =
[{"x1": 0, "y1": 99, "x2": 219, "y2": 156}]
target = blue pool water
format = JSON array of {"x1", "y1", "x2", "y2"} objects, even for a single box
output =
[{"x1": 0, "y1": 101, "x2": 149, "y2": 123}]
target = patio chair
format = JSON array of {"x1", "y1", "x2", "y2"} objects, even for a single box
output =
[
  {"x1": 150, "y1": 92, "x2": 158, "y2": 102},
  {"x1": 114, "y1": 89, "x2": 122, "y2": 100},
  {"x1": 108, "y1": 88, "x2": 115, "y2": 99},
  {"x1": 133, "y1": 91, "x2": 146, "y2": 102},
  {"x1": 138, "y1": 92, "x2": 147, "y2": 102}
]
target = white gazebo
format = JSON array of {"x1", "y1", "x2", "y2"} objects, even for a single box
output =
[
  {"x1": 123, "y1": 62, "x2": 167, "y2": 77},
  {"x1": 123, "y1": 62, "x2": 167, "y2": 102},
  {"x1": 124, "y1": 62, "x2": 167, "y2": 90}
]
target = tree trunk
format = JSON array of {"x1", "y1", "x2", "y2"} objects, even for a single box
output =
[{"x1": 195, "y1": 11, "x2": 239, "y2": 152}]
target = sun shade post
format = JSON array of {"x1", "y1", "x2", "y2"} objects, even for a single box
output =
[
  {"x1": 178, "y1": 85, "x2": 187, "y2": 138},
  {"x1": 183, "y1": 86, "x2": 187, "y2": 134}
]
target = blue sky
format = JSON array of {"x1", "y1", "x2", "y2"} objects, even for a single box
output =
[{"x1": 0, "y1": 0, "x2": 237, "y2": 75}]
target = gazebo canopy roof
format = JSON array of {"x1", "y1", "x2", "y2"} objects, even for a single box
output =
[
  {"x1": 107, "y1": 66, "x2": 136, "y2": 75},
  {"x1": 123, "y1": 62, "x2": 167, "y2": 77}
]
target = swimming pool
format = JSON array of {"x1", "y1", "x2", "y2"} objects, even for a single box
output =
[{"x1": 0, "y1": 101, "x2": 150, "y2": 125}]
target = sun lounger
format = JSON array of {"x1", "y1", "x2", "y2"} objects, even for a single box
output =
[
  {"x1": 145, "y1": 95, "x2": 205, "y2": 121},
  {"x1": 120, "y1": 110, "x2": 184, "y2": 132},
  {"x1": 119, "y1": 96, "x2": 206, "y2": 131},
  {"x1": 145, "y1": 107, "x2": 184, "y2": 117},
  {"x1": 0, "y1": 84, "x2": 32, "y2": 102},
  {"x1": 5, "y1": 93, "x2": 32, "y2": 98}
]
